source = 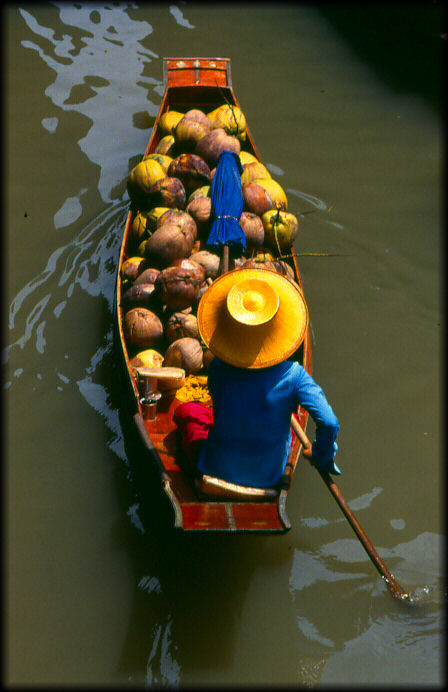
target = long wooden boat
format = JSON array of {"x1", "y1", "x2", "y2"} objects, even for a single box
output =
[{"x1": 114, "y1": 57, "x2": 312, "y2": 532}]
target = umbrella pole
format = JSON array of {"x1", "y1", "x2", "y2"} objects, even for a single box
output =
[{"x1": 221, "y1": 245, "x2": 230, "y2": 274}]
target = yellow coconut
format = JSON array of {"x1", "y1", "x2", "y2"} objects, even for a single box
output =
[
  {"x1": 154, "y1": 134, "x2": 176, "y2": 156},
  {"x1": 208, "y1": 104, "x2": 246, "y2": 141},
  {"x1": 130, "y1": 348, "x2": 164, "y2": 370},
  {"x1": 121, "y1": 256, "x2": 146, "y2": 282},
  {"x1": 131, "y1": 207, "x2": 174, "y2": 246},
  {"x1": 137, "y1": 239, "x2": 149, "y2": 258},
  {"x1": 255, "y1": 250, "x2": 276, "y2": 262},
  {"x1": 187, "y1": 185, "x2": 211, "y2": 205},
  {"x1": 127, "y1": 159, "x2": 166, "y2": 206},
  {"x1": 239, "y1": 151, "x2": 259, "y2": 166},
  {"x1": 252, "y1": 178, "x2": 288, "y2": 209},
  {"x1": 241, "y1": 161, "x2": 271, "y2": 185},
  {"x1": 143, "y1": 153, "x2": 173, "y2": 174},
  {"x1": 146, "y1": 206, "x2": 174, "y2": 229},
  {"x1": 158, "y1": 110, "x2": 184, "y2": 135},
  {"x1": 129, "y1": 348, "x2": 164, "y2": 382},
  {"x1": 262, "y1": 209, "x2": 299, "y2": 253},
  {"x1": 131, "y1": 212, "x2": 152, "y2": 246}
]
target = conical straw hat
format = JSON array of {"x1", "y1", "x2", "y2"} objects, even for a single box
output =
[{"x1": 197, "y1": 267, "x2": 308, "y2": 369}]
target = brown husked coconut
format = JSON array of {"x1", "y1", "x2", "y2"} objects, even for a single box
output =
[
  {"x1": 164, "y1": 304, "x2": 192, "y2": 316},
  {"x1": 156, "y1": 209, "x2": 197, "y2": 241},
  {"x1": 194, "y1": 278, "x2": 213, "y2": 306},
  {"x1": 121, "y1": 283, "x2": 158, "y2": 311},
  {"x1": 242, "y1": 182, "x2": 274, "y2": 216},
  {"x1": 169, "y1": 258, "x2": 205, "y2": 273},
  {"x1": 188, "y1": 250, "x2": 220, "y2": 279},
  {"x1": 233, "y1": 256, "x2": 246, "y2": 269},
  {"x1": 183, "y1": 109, "x2": 213, "y2": 127},
  {"x1": 274, "y1": 260, "x2": 295, "y2": 281},
  {"x1": 168, "y1": 153, "x2": 211, "y2": 193},
  {"x1": 165, "y1": 312, "x2": 199, "y2": 343},
  {"x1": 175, "y1": 112, "x2": 213, "y2": 151},
  {"x1": 154, "y1": 261, "x2": 205, "y2": 310},
  {"x1": 123, "y1": 308, "x2": 163, "y2": 349},
  {"x1": 185, "y1": 197, "x2": 212, "y2": 236},
  {"x1": 143, "y1": 222, "x2": 194, "y2": 268},
  {"x1": 163, "y1": 337, "x2": 203, "y2": 374},
  {"x1": 133, "y1": 267, "x2": 160, "y2": 286},
  {"x1": 194, "y1": 128, "x2": 240, "y2": 168},
  {"x1": 242, "y1": 257, "x2": 277, "y2": 272},
  {"x1": 190, "y1": 238, "x2": 201, "y2": 256},
  {"x1": 148, "y1": 177, "x2": 186, "y2": 209},
  {"x1": 239, "y1": 212, "x2": 265, "y2": 251}
]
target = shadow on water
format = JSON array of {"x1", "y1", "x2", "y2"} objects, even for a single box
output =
[
  {"x1": 108, "y1": 378, "x2": 263, "y2": 682},
  {"x1": 317, "y1": 3, "x2": 445, "y2": 113}
]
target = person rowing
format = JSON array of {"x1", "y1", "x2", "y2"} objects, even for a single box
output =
[{"x1": 173, "y1": 150, "x2": 340, "y2": 489}]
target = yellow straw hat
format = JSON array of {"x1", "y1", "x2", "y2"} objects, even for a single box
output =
[{"x1": 197, "y1": 267, "x2": 308, "y2": 369}]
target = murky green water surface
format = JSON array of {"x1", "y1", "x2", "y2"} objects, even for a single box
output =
[{"x1": 5, "y1": 3, "x2": 444, "y2": 687}]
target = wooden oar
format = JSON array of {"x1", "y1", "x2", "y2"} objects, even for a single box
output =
[{"x1": 290, "y1": 415, "x2": 408, "y2": 601}]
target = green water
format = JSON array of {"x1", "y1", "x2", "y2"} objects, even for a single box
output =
[{"x1": 5, "y1": 3, "x2": 443, "y2": 687}]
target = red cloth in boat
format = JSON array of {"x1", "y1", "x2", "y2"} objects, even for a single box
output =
[{"x1": 173, "y1": 402, "x2": 214, "y2": 462}]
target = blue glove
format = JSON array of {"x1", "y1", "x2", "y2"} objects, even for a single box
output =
[
  {"x1": 312, "y1": 441, "x2": 341, "y2": 475},
  {"x1": 316, "y1": 459, "x2": 342, "y2": 475}
]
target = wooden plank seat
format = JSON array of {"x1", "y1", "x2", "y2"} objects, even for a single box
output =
[{"x1": 195, "y1": 474, "x2": 279, "y2": 501}]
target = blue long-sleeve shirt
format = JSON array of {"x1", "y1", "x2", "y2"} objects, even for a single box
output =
[{"x1": 197, "y1": 358, "x2": 339, "y2": 487}]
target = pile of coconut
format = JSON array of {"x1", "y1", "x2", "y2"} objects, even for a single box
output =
[{"x1": 120, "y1": 104, "x2": 300, "y2": 382}]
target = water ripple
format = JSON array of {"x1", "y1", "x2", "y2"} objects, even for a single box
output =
[
  {"x1": 4, "y1": 201, "x2": 127, "y2": 370},
  {"x1": 169, "y1": 4, "x2": 195, "y2": 29},
  {"x1": 41, "y1": 116, "x2": 58, "y2": 132},
  {"x1": 145, "y1": 618, "x2": 181, "y2": 689},
  {"x1": 77, "y1": 361, "x2": 126, "y2": 462},
  {"x1": 54, "y1": 189, "x2": 87, "y2": 228},
  {"x1": 8, "y1": 246, "x2": 66, "y2": 331},
  {"x1": 19, "y1": 4, "x2": 161, "y2": 203},
  {"x1": 347, "y1": 487, "x2": 383, "y2": 511}
]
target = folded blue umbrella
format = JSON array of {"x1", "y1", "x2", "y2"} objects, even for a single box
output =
[{"x1": 206, "y1": 150, "x2": 246, "y2": 255}]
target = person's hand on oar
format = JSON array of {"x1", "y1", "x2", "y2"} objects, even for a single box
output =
[
  {"x1": 304, "y1": 448, "x2": 342, "y2": 475},
  {"x1": 298, "y1": 424, "x2": 341, "y2": 475}
]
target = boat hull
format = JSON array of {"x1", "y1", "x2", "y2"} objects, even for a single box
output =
[{"x1": 114, "y1": 57, "x2": 312, "y2": 532}]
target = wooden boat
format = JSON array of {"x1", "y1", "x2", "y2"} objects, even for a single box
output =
[{"x1": 113, "y1": 57, "x2": 312, "y2": 533}]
